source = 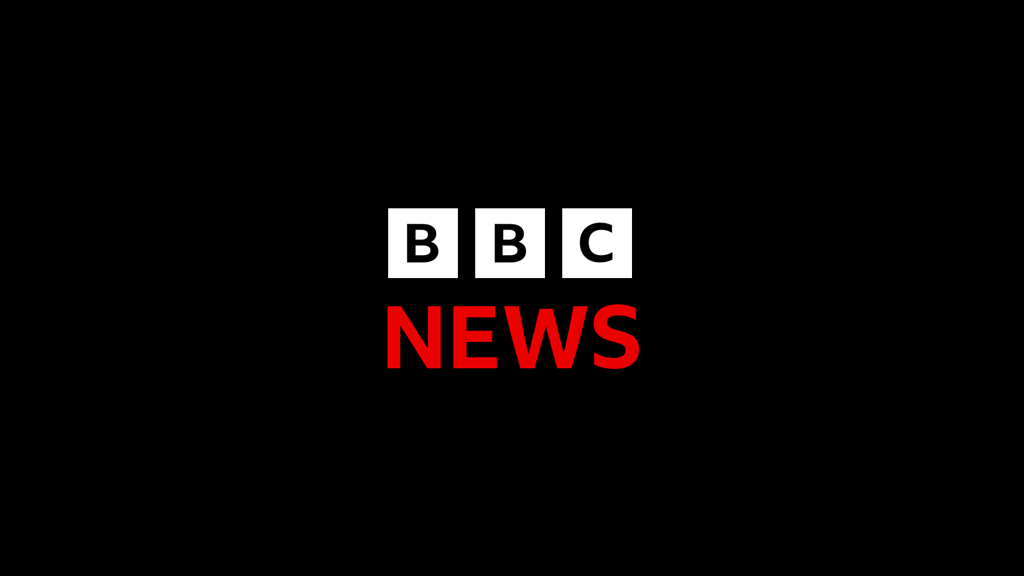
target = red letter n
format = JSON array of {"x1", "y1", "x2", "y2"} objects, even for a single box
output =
[{"x1": 387, "y1": 306, "x2": 441, "y2": 368}]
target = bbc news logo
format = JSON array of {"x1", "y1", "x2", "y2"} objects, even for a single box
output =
[{"x1": 387, "y1": 208, "x2": 637, "y2": 369}]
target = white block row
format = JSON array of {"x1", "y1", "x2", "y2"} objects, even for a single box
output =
[{"x1": 387, "y1": 208, "x2": 632, "y2": 279}]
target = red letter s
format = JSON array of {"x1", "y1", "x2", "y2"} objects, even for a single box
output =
[{"x1": 594, "y1": 305, "x2": 638, "y2": 369}]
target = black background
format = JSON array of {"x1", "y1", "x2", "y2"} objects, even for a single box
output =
[{"x1": 326, "y1": 148, "x2": 789, "y2": 467}]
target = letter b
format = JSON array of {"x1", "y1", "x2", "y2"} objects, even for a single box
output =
[
  {"x1": 495, "y1": 224, "x2": 526, "y2": 263},
  {"x1": 388, "y1": 209, "x2": 458, "y2": 278},
  {"x1": 407, "y1": 224, "x2": 438, "y2": 262},
  {"x1": 475, "y1": 209, "x2": 545, "y2": 278}
]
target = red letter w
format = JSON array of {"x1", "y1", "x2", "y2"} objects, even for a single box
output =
[{"x1": 505, "y1": 307, "x2": 587, "y2": 368}]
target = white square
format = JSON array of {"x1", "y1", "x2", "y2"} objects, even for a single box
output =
[
  {"x1": 475, "y1": 209, "x2": 545, "y2": 278},
  {"x1": 388, "y1": 208, "x2": 459, "y2": 278},
  {"x1": 562, "y1": 208, "x2": 632, "y2": 278}
]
